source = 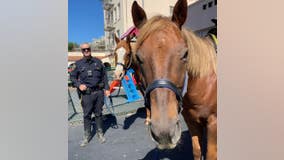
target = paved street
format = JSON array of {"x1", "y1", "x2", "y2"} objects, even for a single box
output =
[{"x1": 69, "y1": 110, "x2": 194, "y2": 160}]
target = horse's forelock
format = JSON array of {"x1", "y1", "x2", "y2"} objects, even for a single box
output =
[{"x1": 134, "y1": 16, "x2": 177, "y2": 53}]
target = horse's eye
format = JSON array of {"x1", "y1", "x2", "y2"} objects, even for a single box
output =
[
  {"x1": 136, "y1": 54, "x2": 143, "y2": 64},
  {"x1": 181, "y1": 51, "x2": 188, "y2": 61}
]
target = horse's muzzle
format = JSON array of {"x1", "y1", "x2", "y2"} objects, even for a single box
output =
[{"x1": 149, "y1": 120, "x2": 181, "y2": 149}]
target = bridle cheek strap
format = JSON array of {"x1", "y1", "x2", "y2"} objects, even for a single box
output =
[{"x1": 116, "y1": 53, "x2": 133, "y2": 70}]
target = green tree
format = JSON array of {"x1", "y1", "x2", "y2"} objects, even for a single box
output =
[
  {"x1": 68, "y1": 42, "x2": 79, "y2": 51},
  {"x1": 74, "y1": 43, "x2": 79, "y2": 48},
  {"x1": 68, "y1": 42, "x2": 74, "y2": 51}
]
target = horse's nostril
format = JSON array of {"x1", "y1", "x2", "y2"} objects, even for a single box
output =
[
  {"x1": 149, "y1": 125, "x2": 158, "y2": 142},
  {"x1": 176, "y1": 120, "x2": 180, "y2": 127},
  {"x1": 171, "y1": 122, "x2": 182, "y2": 144}
]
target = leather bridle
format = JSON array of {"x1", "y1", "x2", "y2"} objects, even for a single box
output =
[
  {"x1": 116, "y1": 52, "x2": 133, "y2": 71},
  {"x1": 144, "y1": 78, "x2": 184, "y2": 113}
]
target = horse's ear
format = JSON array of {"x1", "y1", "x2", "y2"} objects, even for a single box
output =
[
  {"x1": 171, "y1": 0, "x2": 188, "y2": 29},
  {"x1": 114, "y1": 33, "x2": 120, "y2": 44},
  {"x1": 131, "y1": 1, "x2": 147, "y2": 29}
]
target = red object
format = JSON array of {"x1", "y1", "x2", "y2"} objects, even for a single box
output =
[
  {"x1": 124, "y1": 75, "x2": 129, "y2": 81},
  {"x1": 109, "y1": 74, "x2": 138, "y2": 94},
  {"x1": 132, "y1": 75, "x2": 137, "y2": 85},
  {"x1": 124, "y1": 74, "x2": 137, "y2": 85},
  {"x1": 120, "y1": 26, "x2": 139, "y2": 39},
  {"x1": 109, "y1": 80, "x2": 121, "y2": 93}
]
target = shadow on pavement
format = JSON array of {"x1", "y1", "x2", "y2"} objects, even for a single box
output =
[
  {"x1": 90, "y1": 114, "x2": 119, "y2": 139},
  {"x1": 139, "y1": 131, "x2": 194, "y2": 160},
  {"x1": 123, "y1": 107, "x2": 146, "y2": 130},
  {"x1": 102, "y1": 114, "x2": 119, "y2": 131}
]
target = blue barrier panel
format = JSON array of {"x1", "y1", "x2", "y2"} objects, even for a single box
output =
[{"x1": 121, "y1": 68, "x2": 142, "y2": 103}]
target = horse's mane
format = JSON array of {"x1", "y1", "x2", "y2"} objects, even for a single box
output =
[
  {"x1": 181, "y1": 29, "x2": 217, "y2": 77},
  {"x1": 134, "y1": 15, "x2": 216, "y2": 77}
]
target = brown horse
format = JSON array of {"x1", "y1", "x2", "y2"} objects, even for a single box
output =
[
  {"x1": 113, "y1": 35, "x2": 135, "y2": 80},
  {"x1": 113, "y1": 34, "x2": 151, "y2": 125},
  {"x1": 131, "y1": 0, "x2": 217, "y2": 159}
]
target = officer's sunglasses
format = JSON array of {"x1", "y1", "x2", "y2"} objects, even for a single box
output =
[{"x1": 81, "y1": 48, "x2": 91, "y2": 53}]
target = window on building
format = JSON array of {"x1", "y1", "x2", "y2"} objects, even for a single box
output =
[
  {"x1": 117, "y1": 3, "x2": 120, "y2": 20},
  {"x1": 114, "y1": 7, "x2": 117, "y2": 22},
  {"x1": 169, "y1": 6, "x2": 174, "y2": 15},
  {"x1": 110, "y1": 11, "x2": 113, "y2": 24},
  {"x1": 203, "y1": 4, "x2": 207, "y2": 10},
  {"x1": 116, "y1": 30, "x2": 120, "y2": 37},
  {"x1": 208, "y1": 2, "x2": 213, "y2": 8},
  {"x1": 111, "y1": 34, "x2": 115, "y2": 47}
]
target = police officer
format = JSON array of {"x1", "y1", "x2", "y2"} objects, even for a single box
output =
[{"x1": 70, "y1": 43, "x2": 110, "y2": 147}]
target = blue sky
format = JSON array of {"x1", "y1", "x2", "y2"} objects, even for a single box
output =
[{"x1": 68, "y1": 0, "x2": 104, "y2": 44}]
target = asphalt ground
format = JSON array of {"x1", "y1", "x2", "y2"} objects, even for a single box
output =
[{"x1": 68, "y1": 110, "x2": 194, "y2": 160}]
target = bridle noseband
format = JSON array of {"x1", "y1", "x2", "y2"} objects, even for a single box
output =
[
  {"x1": 144, "y1": 79, "x2": 183, "y2": 113},
  {"x1": 116, "y1": 62, "x2": 127, "y2": 70}
]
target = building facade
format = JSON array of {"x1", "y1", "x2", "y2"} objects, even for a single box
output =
[
  {"x1": 184, "y1": 0, "x2": 217, "y2": 36},
  {"x1": 102, "y1": 0, "x2": 198, "y2": 51},
  {"x1": 102, "y1": 0, "x2": 216, "y2": 52}
]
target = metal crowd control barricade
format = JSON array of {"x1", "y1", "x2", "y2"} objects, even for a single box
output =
[
  {"x1": 68, "y1": 87, "x2": 77, "y2": 120},
  {"x1": 103, "y1": 68, "x2": 142, "y2": 119}
]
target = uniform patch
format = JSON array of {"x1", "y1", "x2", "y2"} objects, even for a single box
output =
[
  {"x1": 72, "y1": 64, "x2": 76, "y2": 70},
  {"x1": 68, "y1": 63, "x2": 76, "y2": 72}
]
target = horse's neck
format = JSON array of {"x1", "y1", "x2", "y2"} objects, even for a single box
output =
[
  {"x1": 130, "y1": 56, "x2": 147, "y2": 91},
  {"x1": 185, "y1": 72, "x2": 217, "y2": 102},
  {"x1": 131, "y1": 57, "x2": 141, "y2": 76}
]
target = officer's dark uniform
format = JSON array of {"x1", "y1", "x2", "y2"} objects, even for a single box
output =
[{"x1": 70, "y1": 56, "x2": 109, "y2": 144}]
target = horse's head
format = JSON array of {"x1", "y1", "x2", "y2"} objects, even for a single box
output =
[
  {"x1": 113, "y1": 34, "x2": 132, "y2": 80},
  {"x1": 132, "y1": 0, "x2": 188, "y2": 149}
]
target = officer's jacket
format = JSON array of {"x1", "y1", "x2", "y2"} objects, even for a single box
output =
[{"x1": 70, "y1": 57, "x2": 110, "y2": 90}]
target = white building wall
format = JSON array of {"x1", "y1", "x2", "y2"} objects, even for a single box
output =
[
  {"x1": 123, "y1": 0, "x2": 176, "y2": 30},
  {"x1": 112, "y1": 0, "x2": 124, "y2": 37}
]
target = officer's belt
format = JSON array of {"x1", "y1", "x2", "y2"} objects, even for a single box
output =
[{"x1": 84, "y1": 87, "x2": 100, "y2": 94}]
